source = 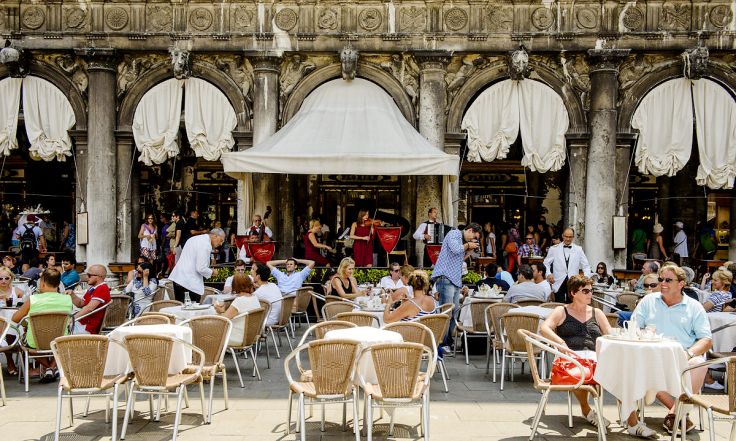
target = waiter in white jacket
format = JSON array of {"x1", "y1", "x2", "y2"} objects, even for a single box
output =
[
  {"x1": 169, "y1": 228, "x2": 226, "y2": 303},
  {"x1": 543, "y1": 227, "x2": 592, "y2": 303}
]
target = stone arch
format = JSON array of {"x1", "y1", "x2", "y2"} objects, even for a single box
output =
[
  {"x1": 118, "y1": 60, "x2": 250, "y2": 131},
  {"x1": 282, "y1": 61, "x2": 416, "y2": 125},
  {"x1": 0, "y1": 60, "x2": 88, "y2": 131},
  {"x1": 618, "y1": 61, "x2": 736, "y2": 133},
  {"x1": 447, "y1": 60, "x2": 588, "y2": 135}
]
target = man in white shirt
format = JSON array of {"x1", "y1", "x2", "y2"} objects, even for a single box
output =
[
  {"x1": 169, "y1": 228, "x2": 226, "y2": 303},
  {"x1": 412, "y1": 207, "x2": 439, "y2": 268},
  {"x1": 673, "y1": 221, "x2": 688, "y2": 264},
  {"x1": 544, "y1": 227, "x2": 592, "y2": 303},
  {"x1": 251, "y1": 263, "x2": 282, "y2": 326},
  {"x1": 379, "y1": 262, "x2": 405, "y2": 290},
  {"x1": 504, "y1": 264, "x2": 548, "y2": 303},
  {"x1": 223, "y1": 259, "x2": 247, "y2": 294},
  {"x1": 531, "y1": 262, "x2": 553, "y2": 301},
  {"x1": 267, "y1": 257, "x2": 315, "y2": 294}
]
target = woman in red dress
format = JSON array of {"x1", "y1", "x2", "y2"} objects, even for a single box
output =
[
  {"x1": 350, "y1": 210, "x2": 373, "y2": 267},
  {"x1": 304, "y1": 219, "x2": 333, "y2": 266}
]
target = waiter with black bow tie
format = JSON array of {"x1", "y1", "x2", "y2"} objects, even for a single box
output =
[{"x1": 543, "y1": 227, "x2": 592, "y2": 303}]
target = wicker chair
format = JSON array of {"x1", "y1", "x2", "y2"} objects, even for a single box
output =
[
  {"x1": 267, "y1": 295, "x2": 297, "y2": 358},
  {"x1": 485, "y1": 303, "x2": 520, "y2": 380},
  {"x1": 454, "y1": 299, "x2": 497, "y2": 365},
  {"x1": 284, "y1": 339, "x2": 361, "y2": 440},
  {"x1": 120, "y1": 314, "x2": 172, "y2": 327},
  {"x1": 120, "y1": 334, "x2": 206, "y2": 441},
  {"x1": 291, "y1": 288, "x2": 313, "y2": 329},
  {"x1": 518, "y1": 329, "x2": 607, "y2": 441},
  {"x1": 229, "y1": 307, "x2": 268, "y2": 386},
  {"x1": 322, "y1": 301, "x2": 356, "y2": 321},
  {"x1": 358, "y1": 342, "x2": 435, "y2": 440},
  {"x1": 101, "y1": 295, "x2": 131, "y2": 332},
  {"x1": 19, "y1": 311, "x2": 71, "y2": 392},
  {"x1": 437, "y1": 303, "x2": 455, "y2": 315},
  {"x1": 617, "y1": 292, "x2": 640, "y2": 312},
  {"x1": 334, "y1": 311, "x2": 380, "y2": 328},
  {"x1": 0, "y1": 317, "x2": 14, "y2": 405},
  {"x1": 325, "y1": 294, "x2": 344, "y2": 304},
  {"x1": 416, "y1": 313, "x2": 451, "y2": 392},
  {"x1": 140, "y1": 311, "x2": 177, "y2": 324},
  {"x1": 671, "y1": 355, "x2": 736, "y2": 441},
  {"x1": 298, "y1": 321, "x2": 357, "y2": 345},
  {"x1": 540, "y1": 302, "x2": 565, "y2": 309},
  {"x1": 180, "y1": 315, "x2": 232, "y2": 424},
  {"x1": 382, "y1": 322, "x2": 432, "y2": 348},
  {"x1": 499, "y1": 312, "x2": 544, "y2": 391},
  {"x1": 605, "y1": 313, "x2": 620, "y2": 328},
  {"x1": 200, "y1": 286, "x2": 223, "y2": 305},
  {"x1": 515, "y1": 299, "x2": 545, "y2": 307},
  {"x1": 154, "y1": 285, "x2": 172, "y2": 302},
  {"x1": 50, "y1": 335, "x2": 129, "y2": 441},
  {"x1": 141, "y1": 299, "x2": 183, "y2": 313}
]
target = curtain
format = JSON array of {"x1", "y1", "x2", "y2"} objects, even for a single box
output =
[
  {"x1": 133, "y1": 78, "x2": 183, "y2": 166},
  {"x1": 461, "y1": 80, "x2": 518, "y2": 162},
  {"x1": 22, "y1": 76, "x2": 76, "y2": 161},
  {"x1": 518, "y1": 80, "x2": 569, "y2": 173},
  {"x1": 184, "y1": 78, "x2": 237, "y2": 161},
  {"x1": 0, "y1": 78, "x2": 21, "y2": 157},
  {"x1": 692, "y1": 79, "x2": 736, "y2": 189},
  {"x1": 632, "y1": 78, "x2": 693, "y2": 177}
]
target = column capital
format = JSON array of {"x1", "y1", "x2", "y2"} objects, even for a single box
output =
[
  {"x1": 74, "y1": 48, "x2": 117, "y2": 73},
  {"x1": 586, "y1": 49, "x2": 630, "y2": 74},
  {"x1": 414, "y1": 51, "x2": 450, "y2": 71},
  {"x1": 252, "y1": 55, "x2": 281, "y2": 74}
]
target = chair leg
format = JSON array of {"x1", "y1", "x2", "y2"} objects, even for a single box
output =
[
  {"x1": 230, "y1": 348, "x2": 244, "y2": 388},
  {"x1": 367, "y1": 395, "x2": 373, "y2": 441},
  {"x1": 172, "y1": 387, "x2": 184, "y2": 441},
  {"x1": 120, "y1": 385, "x2": 135, "y2": 440},
  {"x1": 594, "y1": 396, "x2": 607, "y2": 441},
  {"x1": 464, "y1": 333, "x2": 470, "y2": 365},
  {"x1": 206, "y1": 377, "x2": 215, "y2": 424},
  {"x1": 199, "y1": 382, "x2": 206, "y2": 422},
  {"x1": 112, "y1": 384, "x2": 119, "y2": 441},
  {"x1": 567, "y1": 392, "x2": 573, "y2": 428},
  {"x1": 500, "y1": 350, "x2": 506, "y2": 391},
  {"x1": 270, "y1": 328, "x2": 281, "y2": 359},
  {"x1": 84, "y1": 396, "x2": 91, "y2": 417},
  {"x1": 0, "y1": 368, "x2": 5, "y2": 406},
  {"x1": 492, "y1": 347, "x2": 497, "y2": 382},
  {"x1": 342, "y1": 402, "x2": 347, "y2": 431},
  {"x1": 24, "y1": 351, "x2": 29, "y2": 392},
  {"x1": 485, "y1": 338, "x2": 491, "y2": 374},
  {"x1": 706, "y1": 408, "x2": 715, "y2": 441},
  {"x1": 54, "y1": 387, "x2": 63, "y2": 441},
  {"x1": 670, "y1": 401, "x2": 683, "y2": 441},
  {"x1": 321, "y1": 403, "x2": 326, "y2": 432},
  {"x1": 439, "y1": 360, "x2": 449, "y2": 393},
  {"x1": 286, "y1": 328, "x2": 294, "y2": 351},
  {"x1": 69, "y1": 395, "x2": 74, "y2": 425},
  {"x1": 264, "y1": 338, "x2": 272, "y2": 369},
  {"x1": 286, "y1": 390, "x2": 293, "y2": 435},
  {"x1": 529, "y1": 390, "x2": 550, "y2": 440},
  {"x1": 352, "y1": 389, "x2": 360, "y2": 441},
  {"x1": 249, "y1": 347, "x2": 262, "y2": 380},
  {"x1": 222, "y1": 369, "x2": 229, "y2": 409},
  {"x1": 424, "y1": 392, "x2": 430, "y2": 441},
  {"x1": 299, "y1": 393, "x2": 306, "y2": 441},
  {"x1": 389, "y1": 407, "x2": 395, "y2": 435}
]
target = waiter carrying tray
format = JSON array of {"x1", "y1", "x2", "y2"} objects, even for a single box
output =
[{"x1": 543, "y1": 227, "x2": 592, "y2": 303}]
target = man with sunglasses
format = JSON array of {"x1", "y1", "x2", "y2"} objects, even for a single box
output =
[
  {"x1": 628, "y1": 261, "x2": 659, "y2": 292},
  {"x1": 629, "y1": 264, "x2": 712, "y2": 435},
  {"x1": 69, "y1": 264, "x2": 111, "y2": 335},
  {"x1": 379, "y1": 262, "x2": 405, "y2": 291}
]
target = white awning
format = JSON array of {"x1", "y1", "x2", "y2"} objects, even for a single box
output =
[{"x1": 221, "y1": 78, "x2": 459, "y2": 178}]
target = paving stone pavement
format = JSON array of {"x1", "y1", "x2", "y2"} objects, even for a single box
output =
[{"x1": 0, "y1": 325, "x2": 731, "y2": 441}]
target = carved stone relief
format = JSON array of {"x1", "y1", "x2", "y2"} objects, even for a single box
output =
[
  {"x1": 444, "y1": 8, "x2": 468, "y2": 31},
  {"x1": 576, "y1": 8, "x2": 598, "y2": 30},
  {"x1": 147, "y1": 5, "x2": 173, "y2": 32},
  {"x1": 380, "y1": 53, "x2": 420, "y2": 107},
  {"x1": 189, "y1": 8, "x2": 214, "y2": 32},
  {"x1": 446, "y1": 55, "x2": 488, "y2": 108},
  {"x1": 318, "y1": 7, "x2": 339, "y2": 31},
  {"x1": 340, "y1": 47, "x2": 359, "y2": 80},
  {"x1": 22, "y1": 6, "x2": 45, "y2": 30},
  {"x1": 617, "y1": 53, "x2": 670, "y2": 106},
  {"x1": 35, "y1": 53, "x2": 88, "y2": 95},
  {"x1": 710, "y1": 5, "x2": 733, "y2": 29},
  {"x1": 274, "y1": 8, "x2": 298, "y2": 31},
  {"x1": 170, "y1": 48, "x2": 192, "y2": 80},
  {"x1": 231, "y1": 6, "x2": 255, "y2": 30},
  {"x1": 400, "y1": 6, "x2": 426, "y2": 32},
  {"x1": 561, "y1": 53, "x2": 590, "y2": 111},
  {"x1": 64, "y1": 7, "x2": 87, "y2": 31},
  {"x1": 105, "y1": 6, "x2": 129, "y2": 31},
  {"x1": 280, "y1": 54, "x2": 316, "y2": 108},
  {"x1": 658, "y1": 4, "x2": 690, "y2": 31},
  {"x1": 621, "y1": 6, "x2": 644, "y2": 31},
  {"x1": 485, "y1": 8, "x2": 512, "y2": 33},
  {"x1": 531, "y1": 7, "x2": 555, "y2": 31},
  {"x1": 117, "y1": 54, "x2": 166, "y2": 98},
  {"x1": 359, "y1": 8, "x2": 382, "y2": 31},
  {"x1": 682, "y1": 46, "x2": 709, "y2": 80},
  {"x1": 210, "y1": 55, "x2": 254, "y2": 112},
  {"x1": 509, "y1": 46, "x2": 531, "y2": 80}
]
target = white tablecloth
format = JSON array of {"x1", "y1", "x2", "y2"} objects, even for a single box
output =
[
  {"x1": 506, "y1": 306, "x2": 553, "y2": 319},
  {"x1": 594, "y1": 336, "x2": 689, "y2": 418},
  {"x1": 160, "y1": 305, "x2": 216, "y2": 323},
  {"x1": 324, "y1": 326, "x2": 403, "y2": 384},
  {"x1": 106, "y1": 324, "x2": 192, "y2": 376},
  {"x1": 202, "y1": 294, "x2": 236, "y2": 305},
  {"x1": 459, "y1": 296, "x2": 503, "y2": 327},
  {"x1": 0, "y1": 307, "x2": 18, "y2": 343},
  {"x1": 708, "y1": 312, "x2": 736, "y2": 352}
]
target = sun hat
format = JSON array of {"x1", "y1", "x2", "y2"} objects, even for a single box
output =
[{"x1": 653, "y1": 223, "x2": 664, "y2": 234}]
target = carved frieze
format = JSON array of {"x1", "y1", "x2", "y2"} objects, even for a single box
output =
[
  {"x1": 709, "y1": 5, "x2": 733, "y2": 29},
  {"x1": 117, "y1": 53, "x2": 167, "y2": 98},
  {"x1": 444, "y1": 8, "x2": 468, "y2": 32},
  {"x1": 380, "y1": 53, "x2": 420, "y2": 107},
  {"x1": 561, "y1": 53, "x2": 590, "y2": 111},
  {"x1": 274, "y1": 8, "x2": 298, "y2": 31},
  {"x1": 318, "y1": 7, "x2": 339, "y2": 31},
  {"x1": 618, "y1": 54, "x2": 670, "y2": 94},
  {"x1": 189, "y1": 8, "x2": 214, "y2": 32},
  {"x1": 147, "y1": 4, "x2": 173, "y2": 32},
  {"x1": 280, "y1": 54, "x2": 315, "y2": 107},
  {"x1": 486, "y1": 8, "x2": 512, "y2": 33},
  {"x1": 576, "y1": 8, "x2": 598, "y2": 30},
  {"x1": 658, "y1": 3, "x2": 690, "y2": 32},
  {"x1": 35, "y1": 53, "x2": 88, "y2": 95},
  {"x1": 531, "y1": 7, "x2": 555, "y2": 31},
  {"x1": 210, "y1": 55, "x2": 254, "y2": 110},
  {"x1": 231, "y1": 6, "x2": 255, "y2": 31},
  {"x1": 105, "y1": 6, "x2": 129, "y2": 31},
  {"x1": 621, "y1": 6, "x2": 645, "y2": 32},
  {"x1": 400, "y1": 6, "x2": 426, "y2": 33},
  {"x1": 64, "y1": 7, "x2": 88, "y2": 31},
  {"x1": 446, "y1": 55, "x2": 488, "y2": 108},
  {"x1": 22, "y1": 6, "x2": 45, "y2": 30},
  {"x1": 359, "y1": 8, "x2": 382, "y2": 32}
]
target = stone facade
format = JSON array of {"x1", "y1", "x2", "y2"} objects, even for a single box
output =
[{"x1": 1, "y1": 0, "x2": 735, "y2": 269}]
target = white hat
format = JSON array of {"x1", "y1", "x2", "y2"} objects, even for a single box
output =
[
  {"x1": 674, "y1": 221, "x2": 684, "y2": 229},
  {"x1": 653, "y1": 223, "x2": 664, "y2": 234}
]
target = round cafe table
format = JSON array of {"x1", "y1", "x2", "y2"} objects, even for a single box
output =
[
  {"x1": 708, "y1": 312, "x2": 736, "y2": 352},
  {"x1": 105, "y1": 324, "x2": 192, "y2": 376},
  {"x1": 324, "y1": 326, "x2": 402, "y2": 384},
  {"x1": 594, "y1": 336, "x2": 689, "y2": 419}
]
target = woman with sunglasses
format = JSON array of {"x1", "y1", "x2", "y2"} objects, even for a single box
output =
[
  {"x1": 592, "y1": 262, "x2": 615, "y2": 286},
  {"x1": 541, "y1": 274, "x2": 612, "y2": 429},
  {"x1": 137, "y1": 214, "x2": 158, "y2": 261},
  {"x1": 0, "y1": 266, "x2": 22, "y2": 375},
  {"x1": 124, "y1": 261, "x2": 158, "y2": 316}
]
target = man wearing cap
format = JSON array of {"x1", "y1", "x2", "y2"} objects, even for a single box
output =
[{"x1": 673, "y1": 221, "x2": 688, "y2": 265}]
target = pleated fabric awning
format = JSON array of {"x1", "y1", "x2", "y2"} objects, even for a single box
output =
[{"x1": 221, "y1": 78, "x2": 459, "y2": 176}]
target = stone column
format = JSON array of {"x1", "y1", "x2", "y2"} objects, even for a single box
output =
[
  {"x1": 69, "y1": 130, "x2": 88, "y2": 264},
  {"x1": 584, "y1": 49, "x2": 630, "y2": 270},
  {"x1": 233, "y1": 132, "x2": 253, "y2": 235},
  {"x1": 614, "y1": 140, "x2": 633, "y2": 269},
  {"x1": 115, "y1": 131, "x2": 135, "y2": 262},
  {"x1": 77, "y1": 48, "x2": 118, "y2": 268},
  {"x1": 565, "y1": 140, "x2": 588, "y2": 246},
  {"x1": 251, "y1": 56, "x2": 280, "y2": 245}
]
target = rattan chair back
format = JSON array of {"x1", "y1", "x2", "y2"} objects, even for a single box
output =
[
  {"x1": 382, "y1": 322, "x2": 431, "y2": 346},
  {"x1": 502, "y1": 312, "x2": 541, "y2": 353},
  {"x1": 258, "y1": 299, "x2": 270, "y2": 312},
  {"x1": 293, "y1": 288, "x2": 312, "y2": 313},
  {"x1": 132, "y1": 314, "x2": 172, "y2": 326},
  {"x1": 416, "y1": 314, "x2": 449, "y2": 350},
  {"x1": 149, "y1": 300, "x2": 183, "y2": 312},
  {"x1": 487, "y1": 303, "x2": 520, "y2": 340},
  {"x1": 275, "y1": 295, "x2": 297, "y2": 327},
  {"x1": 324, "y1": 295, "x2": 343, "y2": 304},
  {"x1": 729, "y1": 358, "x2": 736, "y2": 413},
  {"x1": 300, "y1": 321, "x2": 357, "y2": 344},
  {"x1": 186, "y1": 315, "x2": 230, "y2": 365},
  {"x1": 540, "y1": 302, "x2": 565, "y2": 309},
  {"x1": 243, "y1": 307, "x2": 267, "y2": 347},
  {"x1": 438, "y1": 302, "x2": 454, "y2": 315},
  {"x1": 154, "y1": 286, "x2": 171, "y2": 302},
  {"x1": 617, "y1": 293, "x2": 640, "y2": 311},
  {"x1": 308, "y1": 339, "x2": 359, "y2": 397},
  {"x1": 369, "y1": 342, "x2": 425, "y2": 399},
  {"x1": 201, "y1": 286, "x2": 222, "y2": 305},
  {"x1": 605, "y1": 312, "x2": 620, "y2": 328},
  {"x1": 124, "y1": 334, "x2": 174, "y2": 387},
  {"x1": 28, "y1": 312, "x2": 71, "y2": 350},
  {"x1": 515, "y1": 299, "x2": 544, "y2": 307},
  {"x1": 102, "y1": 295, "x2": 131, "y2": 329},
  {"x1": 518, "y1": 329, "x2": 548, "y2": 387},
  {"x1": 468, "y1": 299, "x2": 497, "y2": 332},
  {"x1": 322, "y1": 302, "x2": 355, "y2": 320},
  {"x1": 51, "y1": 335, "x2": 109, "y2": 389},
  {"x1": 334, "y1": 311, "x2": 378, "y2": 327},
  {"x1": 140, "y1": 311, "x2": 176, "y2": 324}
]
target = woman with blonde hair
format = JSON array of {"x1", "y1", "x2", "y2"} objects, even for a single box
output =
[
  {"x1": 0, "y1": 266, "x2": 22, "y2": 375},
  {"x1": 702, "y1": 269, "x2": 732, "y2": 312},
  {"x1": 303, "y1": 219, "x2": 332, "y2": 266},
  {"x1": 383, "y1": 270, "x2": 437, "y2": 323},
  {"x1": 331, "y1": 257, "x2": 365, "y2": 300}
]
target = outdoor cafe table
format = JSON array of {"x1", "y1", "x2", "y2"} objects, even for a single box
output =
[
  {"x1": 708, "y1": 312, "x2": 736, "y2": 352},
  {"x1": 105, "y1": 324, "x2": 192, "y2": 376},
  {"x1": 594, "y1": 336, "x2": 689, "y2": 420},
  {"x1": 324, "y1": 326, "x2": 402, "y2": 384},
  {"x1": 160, "y1": 305, "x2": 216, "y2": 324}
]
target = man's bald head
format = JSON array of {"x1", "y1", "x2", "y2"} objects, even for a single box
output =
[{"x1": 562, "y1": 228, "x2": 575, "y2": 246}]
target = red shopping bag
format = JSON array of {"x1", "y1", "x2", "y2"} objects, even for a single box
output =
[{"x1": 550, "y1": 357, "x2": 597, "y2": 386}]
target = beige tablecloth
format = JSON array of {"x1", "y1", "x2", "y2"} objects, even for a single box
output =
[
  {"x1": 708, "y1": 312, "x2": 736, "y2": 352},
  {"x1": 160, "y1": 305, "x2": 216, "y2": 324},
  {"x1": 324, "y1": 326, "x2": 402, "y2": 384},
  {"x1": 594, "y1": 336, "x2": 689, "y2": 419},
  {"x1": 106, "y1": 324, "x2": 192, "y2": 376}
]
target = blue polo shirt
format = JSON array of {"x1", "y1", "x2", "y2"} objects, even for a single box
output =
[
  {"x1": 631, "y1": 292, "x2": 712, "y2": 349},
  {"x1": 60, "y1": 269, "x2": 80, "y2": 288},
  {"x1": 271, "y1": 266, "x2": 313, "y2": 294}
]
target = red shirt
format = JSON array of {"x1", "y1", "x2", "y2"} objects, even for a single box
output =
[{"x1": 80, "y1": 283, "x2": 110, "y2": 334}]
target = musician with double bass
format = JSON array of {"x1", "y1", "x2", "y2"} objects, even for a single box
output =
[
  {"x1": 350, "y1": 210, "x2": 376, "y2": 267},
  {"x1": 412, "y1": 207, "x2": 439, "y2": 267}
]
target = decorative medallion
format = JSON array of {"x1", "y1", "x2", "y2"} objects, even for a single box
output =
[
  {"x1": 189, "y1": 7, "x2": 213, "y2": 31},
  {"x1": 486, "y1": 8, "x2": 512, "y2": 33},
  {"x1": 22, "y1": 6, "x2": 45, "y2": 30},
  {"x1": 318, "y1": 8, "x2": 338, "y2": 31},
  {"x1": 400, "y1": 6, "x2": 426, "y2": 32},
  {"x1": 65, "y1": 7, "x2": 86, "y2": 30},
  {"x1": 105, "y1": 7, "x2": 129, "y2": 30},
  {"x1": 232, "y1": 6, "x2": 254, "y2": 29},
  {"x1": 444, "y1": 8, "x2": 468, "y2": 31},
  {"x1": 710, "y1": 5, "x2": 733, "y2": 29},
  {"x1": 622, "y1": 7, "x2": 644, "y2": 31},
  {"x1": 531, "y1": 7, "x2": 554, "y2": 30},
  {"x1": 359, "y1": 8, "x2": 382, "y2": 31},
  {"x1": 658, "y1": 4, "x2": 690, "y2": 31},
  {"x1": 576, "y1": 8, "x2": 598, "y2": 29},
  {"x1": 274, "y1": 8, "x2": 298, "y2": 31},
  {"x1": 147, "y1": 5, "x2": 173, "y2": 32}
]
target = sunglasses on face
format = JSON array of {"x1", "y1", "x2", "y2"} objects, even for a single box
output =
[
  {"x1": 0, "y1": 277, "x2": 9, "y2": 281},
  {"x1": 643, "y1": 283, "x2": 659, "y2": 289},
  {"x1": 579, "y1": 288, "x2": 592, "y2": 294},
  {"x1": 390, "y1": 269, "x2": 400, "y2": 273},
  {"x1": 658, "y1": 277, "x2": 677, "y2": 283}
]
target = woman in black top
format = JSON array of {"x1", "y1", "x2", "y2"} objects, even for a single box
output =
[{"x1": 541, "y1": 275, "x2": 612, "y2": 428}]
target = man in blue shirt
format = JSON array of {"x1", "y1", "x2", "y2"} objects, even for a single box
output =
[
  {"x1": 432, "y1": 223, "x2": 481, "y2": 347},
  {"x1": 60, "y1": 255, "x2": 80, "y2": 290},
  {"x1": 267, "y1": 258, "x2": 315, "y2": 294}
]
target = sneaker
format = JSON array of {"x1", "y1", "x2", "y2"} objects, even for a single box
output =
[
  {"x1": 663, "y1": 413, "x2": 694, "y2": 434},
  {"x1": 626, "y1": 421, "x2": 657, "y2": 438},
  {"x1": 585, "y1": 408, "x2": 611, "y2": 428},
  {"x1": 704, "y1": 380, "x2": 725, "y2": 390}
]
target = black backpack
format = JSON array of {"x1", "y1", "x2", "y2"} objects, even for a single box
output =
[{"x1": 20, "y1": 225, "x2": 36, "y2": 251}]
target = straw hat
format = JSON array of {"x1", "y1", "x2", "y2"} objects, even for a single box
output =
[{"x1": 653, "y1": 223, "x2": 664, "y2": 234}]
